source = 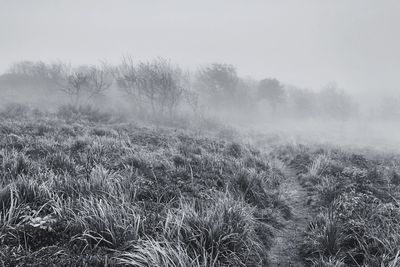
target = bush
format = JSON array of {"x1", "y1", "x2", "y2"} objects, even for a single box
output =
[
  {"x1": 310, "y1": 256, "x2": 345, "y2": 267},
  {"x1": 57, "y1": 105, "x2": 112, "y2": 123},
  {"x1": 67, "y1": 197, "x2": 142, "y2": 249},
  {"x1": 118, "y1": 239, "x2": 199, "y2": 267},
  {"x1": 301, "y1": 209, "x2": 344, "y2": 262},
  {"x1": 0, "y1": 180, "x2": 42, "y2": 213},
  {"x1": 231, "y1": 170, "x2": 274, "y2": 209},
  {"x1": 45, "y1": 152, "x2": 76, "y2": 175},
  {"x1": 0, "y1": 103, "x2": 30, "y2": 119},
  {"x1": 225, "y1": 142, "x2": 243, "y2": 158},
  {"x1": 163, "y1": 195, "x2": 265, "y2": 266}
]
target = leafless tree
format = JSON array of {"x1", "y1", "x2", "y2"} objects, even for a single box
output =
[
  {"x1": 183, "y1": 89, "x2": 202, "y2": 117},
  {"x1": 114, "y1": 57, "x2": 186, "y2": 116},
  {"x1": 54, "y1": 64, "x2": 112, "y2": 105},
  {"x1": 8, "y1": 61, "x2": 66, "y2": 83},
  {"x1": 61, "y1": 71, "x2": 90, "y2": 104},
  {"x1": 318, "y1": 82, "x2": 356, "y2": 120},
  {"x1": 87, "y1": 65, "x2": 113, "y2": 99},
  {"x1": 151, "y1": 58, "x2": 185, "y2": 115},
  {"x1": 113, "y1": 56, "x2": 145, "y2": 111}
]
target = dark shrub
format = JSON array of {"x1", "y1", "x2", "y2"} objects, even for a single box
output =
[
  {"x1": 391, "y1": 170, "x2": 400, "y2": 185},
  {"x1": 0, "y1": 103, "x2": 29, "y2": 119},
  {"x1": 226, "y1": 142, "x2": 242, "y2": 158},
  {"x1": 57, "y1": 105, "x2": 112, "y2": 123}
]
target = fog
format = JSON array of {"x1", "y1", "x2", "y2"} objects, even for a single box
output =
[{"x1": 1, "y1": 0, "x2": 400, "y2": 151}]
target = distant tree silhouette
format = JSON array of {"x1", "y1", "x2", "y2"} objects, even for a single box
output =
[
  {"x1": 287, "y1": 87, "x2": 316, "y2": 118},
  {"x1": 56, "y1": 64, "x2": 112, "y2": 105},
  {"x1": 195, "y1": 63, "x2": 240, "y2": 108},
  {"x1": 6, "y1": 61, "x2": 112, "y2": 105},
  {"x1": 114, "y1": 57, "x2": 185, "y2": 115},
  {"x1": 379, "y1": 96, "x2": 400, "y2": 119},
  {"x1": 318, "y1": 82, "x2": 355, "y2": 119},
  {"x1": 257, "y1": 78, "x2": 285, "y2": 111}
]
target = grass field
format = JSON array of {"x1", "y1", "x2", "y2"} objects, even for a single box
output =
[{"x1": 1, "y1": 105, "x2": 400, "y2": 266}]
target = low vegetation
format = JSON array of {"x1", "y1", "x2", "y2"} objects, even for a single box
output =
[
  {"x1": 0, "y1": 106, "x2": 289, "y2": 266},
  {"x1": 1, "y1": 104, "x2": 400, "y2": 266},
  {"x1": 281, "y1": 144, "x2": 400, "y2": 266}
]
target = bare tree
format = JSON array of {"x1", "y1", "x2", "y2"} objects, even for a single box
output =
[
  {"x1": 87, "y1": 65, "x2": 113, "y2": 99},
  {"x1": 287, "y1": 87, "x2": 316, "y2": 118},
  {"x1": 113, "y1": 57, "x2": 145, "y2": 112},
  {"x1": 318, "y1": 82, "x2": 356, "y2": 120},
  {"x1": 61, "y1": 71, "x2": 90, "y2": 105},
  {"x1": 4, "y1": 61, "x2": 68, "y2": 105},
  {"x1": 183, "y1": 89, "x2": 202, "y2": 117},
  {"x1": 151, "y1": 58, "x2": 185, "y2": 115},
  {"x1": 114, "y1": 57, "x2": 186, "y2": 116},
  {"x1": 54, "y1": 63, "x2": 112, "y2": 105},
  {"x1": 8, "y1": 61, "x2": 66, "y2": 84}
]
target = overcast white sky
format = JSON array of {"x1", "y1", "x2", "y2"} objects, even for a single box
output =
[{"x1": 1, "y1": 0, "x2": 399, "y2": 95}]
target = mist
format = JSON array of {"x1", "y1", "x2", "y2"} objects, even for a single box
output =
[
  {"x1": 1, "y1": 0, "x2": 400, "y2": 151},
  {"x1": 3, "y1": 2, "x2": 400, "y2": 266}
]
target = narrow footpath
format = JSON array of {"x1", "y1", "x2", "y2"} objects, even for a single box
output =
[{"x1": 268, "y1": 167, "x2": 313, "y2": 266}]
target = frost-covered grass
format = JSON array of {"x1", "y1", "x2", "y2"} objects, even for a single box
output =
[
  {"x1": 0, "y1": 106, "x2": 288, "y2": 266},
  {"x1": 284, "y1": 144, "x2": 400, "y2": 266}
]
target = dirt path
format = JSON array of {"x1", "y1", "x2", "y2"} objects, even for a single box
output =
[{"x1": 268, "y1": 167, "x2": 313, "y2": 267}]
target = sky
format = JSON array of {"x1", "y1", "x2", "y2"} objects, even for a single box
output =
[{"x1": 1, "y1": 0, "x2": 399, "y2": 96}]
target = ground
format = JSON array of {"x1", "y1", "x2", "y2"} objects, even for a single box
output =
[
  {"x1": 269, "y1": 167, "x2": 313, "y2": 266},
  {"x1": 1, "y1": 106, "x2": 400, "y2": 266}
]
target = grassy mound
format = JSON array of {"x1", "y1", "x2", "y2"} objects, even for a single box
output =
[{"x1": 0, "y1": 110, "x2": 288, "y2": 266}]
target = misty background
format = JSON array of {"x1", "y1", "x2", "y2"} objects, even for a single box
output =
[{"x1": 1, "y1": 0, "x2": 400, "y2": 150}]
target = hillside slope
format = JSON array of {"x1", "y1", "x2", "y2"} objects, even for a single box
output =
[{"x1": 0, "y1": 109, "x2": 291, "y2": 266}]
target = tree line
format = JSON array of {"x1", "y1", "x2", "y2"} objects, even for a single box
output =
[{"x1": 0, "y1": 58, "x2": 358, "y2": 120}]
